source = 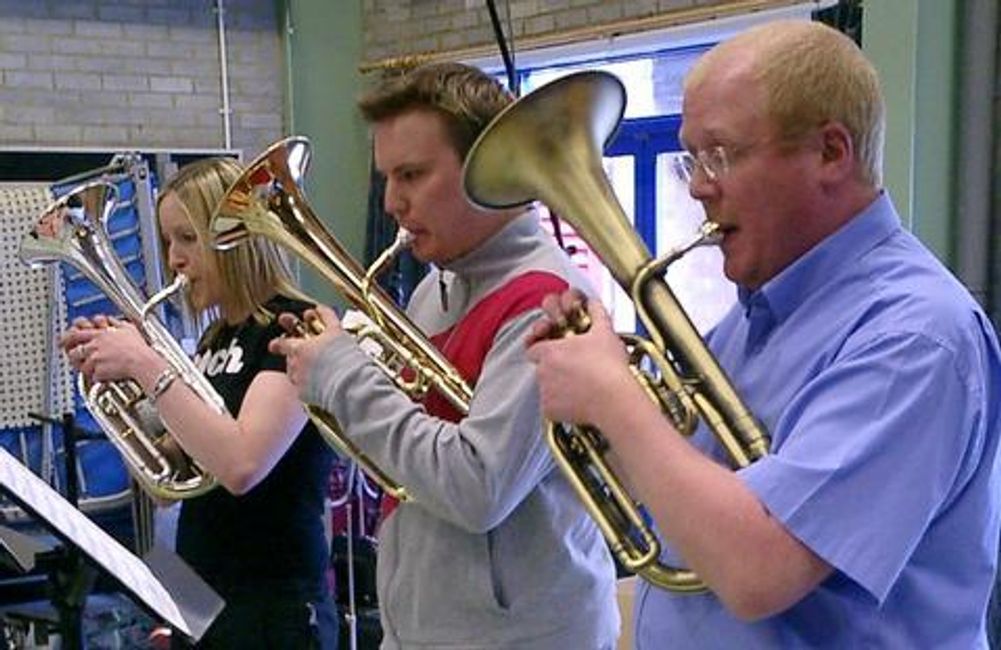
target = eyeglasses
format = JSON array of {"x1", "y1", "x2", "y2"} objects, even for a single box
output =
[{"x1": 672, "y1": 146, "x2": 731, "y2": 185}]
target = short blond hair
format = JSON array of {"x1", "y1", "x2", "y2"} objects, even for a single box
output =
[
  {"x1": 687, "y1": 20, "x2": 884, "y2": 186},
  {"x1": 158, "y1": 157, "x2": 308, "y2": 323}
]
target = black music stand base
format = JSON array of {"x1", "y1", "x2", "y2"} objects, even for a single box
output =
[{"x1": 44, "y1": 546, "x2": 98, "y2": 650}]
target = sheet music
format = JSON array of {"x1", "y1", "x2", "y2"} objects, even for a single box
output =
[{"x1": 0, "y1": 446, "x2": 190, "y2": 636}]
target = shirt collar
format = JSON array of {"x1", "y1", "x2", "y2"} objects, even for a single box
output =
[
  {"x1": 738, "y1": 191, "x2": 901, "y2": 326},
  {"x1": 445, "y1": 208, "x2": 540, "y2": 280}
]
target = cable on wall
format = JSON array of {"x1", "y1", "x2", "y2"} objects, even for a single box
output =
[{"x1": 485, "y1": 0, "x2": 519, "y2": 95}]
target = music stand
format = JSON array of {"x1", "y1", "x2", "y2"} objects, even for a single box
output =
[
  {"x1": 0, "y1": 523, "x2": 51, "y2": 573},
  {"x1": 0, "y1": 446, "x2": 223, "y2": 648}
]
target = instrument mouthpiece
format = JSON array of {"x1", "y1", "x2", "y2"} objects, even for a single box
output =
[
  {"x1": 142, "y1": 274, "x2": 189, "y2": 321},
  {"x1": 396, "y1": 228, "x2": 415, "y2": 247},
  {"x1": 700, "y1": 221, "x2": 723, "y2": 245}
]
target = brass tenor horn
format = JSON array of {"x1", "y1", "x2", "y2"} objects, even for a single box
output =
[
  {"x1": 210, "y1": 136, "x2": 473, "y2": 503},
  {"x1": 20, "y1": 180, "x2": 222, "y2": 501},
  {"x1": 463, "y1": 71, "x2": 770, "y2": 592}
]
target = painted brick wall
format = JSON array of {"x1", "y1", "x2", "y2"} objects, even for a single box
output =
[
  {"x1": 0, "y1": 0, "x2": 284, "y2": 157},
  {"x1": 361, "y1": 0, "x2": 732, "y2": 65}
]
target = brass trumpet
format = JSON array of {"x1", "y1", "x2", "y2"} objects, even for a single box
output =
[
  {"x1": 210, "y1": 136, "x2": 474, "y2": 502},
  {"x1": 463, "y1": 71, "x2": 770, "y2": 591},
  {"x1": 20, "y1": 180, "x2": 222, "y2": 501}
]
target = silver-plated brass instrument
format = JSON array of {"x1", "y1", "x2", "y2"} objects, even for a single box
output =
[
  {"x1": 463, "y1": 70, "x2": 770, "y2": 592},
  {"x1": 210, "y1": 136, "x2": 474, "y2": 503},
  {"x1": 19, "y1": 180, "x2": 223, "y2": 501}
]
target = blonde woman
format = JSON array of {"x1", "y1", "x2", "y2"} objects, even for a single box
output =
[{"x1": 61, "y1": 157, "x2": 338, "y2": 649}]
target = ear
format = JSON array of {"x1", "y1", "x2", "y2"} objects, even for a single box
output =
[{"x1": 817, "y1": 121, "x2": 856, "y2": 183}]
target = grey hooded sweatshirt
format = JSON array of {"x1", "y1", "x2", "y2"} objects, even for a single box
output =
[{"x1": 304, "y1": 212, "x2": 620, "y2": 649}]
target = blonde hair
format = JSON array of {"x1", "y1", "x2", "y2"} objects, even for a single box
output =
[
  {"x1": 358, "y1": 61, "x2": 513, "y2": 160},
  {"x1": 158, "y1": 157, "x2": 310, "y2": 325},
  {"x1": 687, "y1": 20, "x2": 884, "y2": 186}
]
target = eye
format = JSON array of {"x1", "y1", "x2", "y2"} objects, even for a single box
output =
[
  {"x1": 398, "y1": 166, "x2": 423, "y2": 183},
  {"x1": 163, "y1": 229, "x2": 198, "y2": 250}
]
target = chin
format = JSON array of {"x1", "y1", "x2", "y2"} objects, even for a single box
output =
[
  {"x1": 721, "y1": 261, "x2": 744, "y2": 287},
  {"x1": 411, "y1": 242, "x2": 445, "y2": 265},
  {"x1": 188, "y1": 292, "x2": 209, "y2": 312},
  {"x1": 409, "y1": 248, "x2": 432, "y2": 265}
]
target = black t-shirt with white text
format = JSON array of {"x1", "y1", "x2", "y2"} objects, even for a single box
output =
[{"x1": 176, "y1": 294, "x2": 334, "y2": 600}]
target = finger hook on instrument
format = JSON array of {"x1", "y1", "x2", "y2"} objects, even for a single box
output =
[
  {"x1": 302, "y1": 310, "x2": 326, "y2": 335},
  {"x1": 278, "y1": 313, "x2": 306, "y2": 336}
]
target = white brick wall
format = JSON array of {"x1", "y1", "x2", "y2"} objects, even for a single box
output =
[
  {"x1": 362, "y1": 0, "x2": 730, "y2": 65},
  {"x1": 0, "y1": 0, "x2": 284, "y2": 157}
]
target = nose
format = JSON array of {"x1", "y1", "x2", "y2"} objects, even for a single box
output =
[
  {"x1": 686, "y1": 171, "x2": 719, "y2": 203},
  {"x1": 166, "y1": 244, "x2": 186, "y2": 273},
  {"x1": 383, "y1": 179, "x2": 406, "y2": 219}
]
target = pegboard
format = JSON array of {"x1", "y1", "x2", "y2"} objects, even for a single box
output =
[
  {"x1": 0, "y1": 184, "x2": 74, "y2": 431},
  {"x1": 0, "y1": 156, "x2": 160, "y2": 522}
]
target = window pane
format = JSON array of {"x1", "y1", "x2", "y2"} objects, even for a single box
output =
[
  {"x1": 521, "y1": 46, "x2": 708, "y2": 119},
  {"x1": 656, "y1": 152, "x2": 736, "y2": 333},
  {"x1": 538, "y1": 155, "x2": 636, "y2": 333},
  {"x1": 603, "y1": 156, "x2": 637, "y2": 332}
]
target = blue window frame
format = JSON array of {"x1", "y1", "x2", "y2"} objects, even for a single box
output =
[{"x1": 605, "y1": 114, "x2": 683, "y2": 254}]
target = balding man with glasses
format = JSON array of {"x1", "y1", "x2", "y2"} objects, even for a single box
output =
[{"x1": 528, "y1": 19, "x2": 1001, "y2": 649}]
